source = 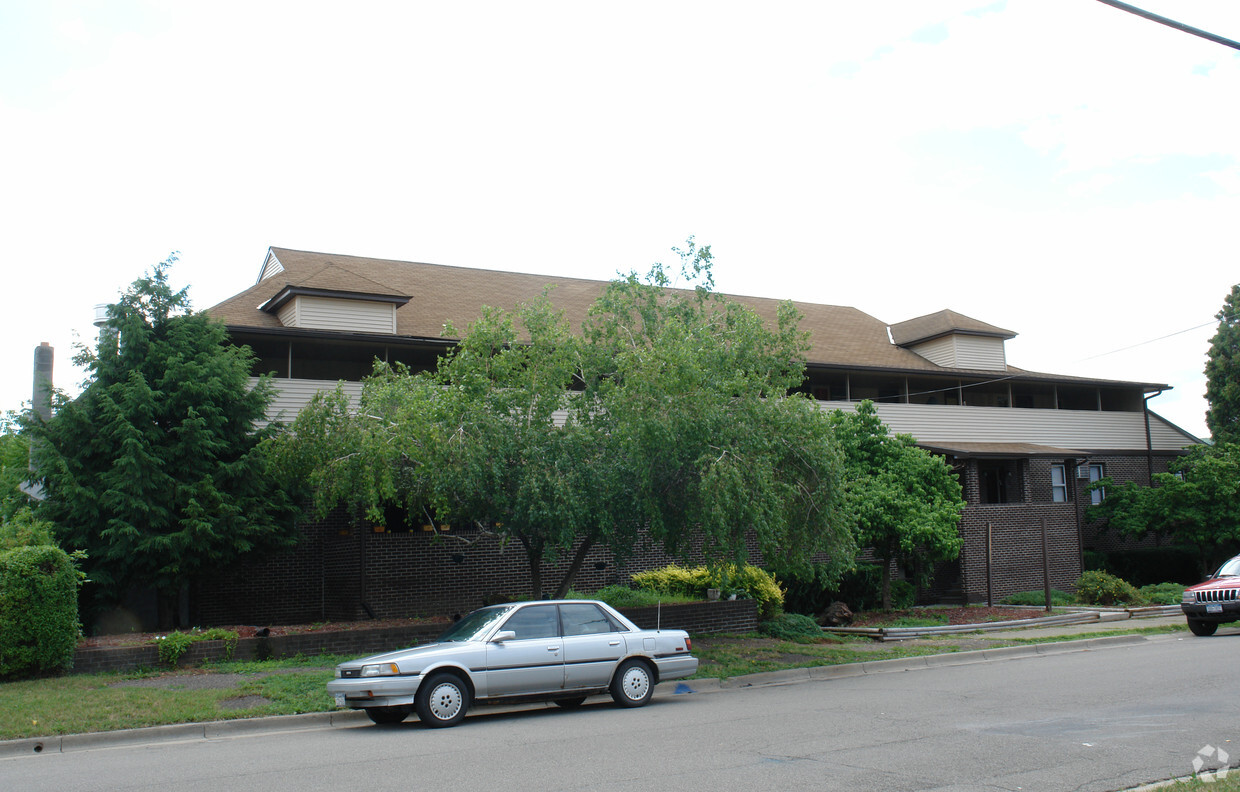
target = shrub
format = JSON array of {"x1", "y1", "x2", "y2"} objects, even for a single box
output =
[
  {"x1": 1085, "y1": 546, "x2": 1203, "y2": 586},
  {"x1": 1138, "y1": 582, "x2": 1185, "y2": 605},
  {"x1": 0, "y1": 509, "x2": 56, "y2": 550},
  {"x1": 1075, "y1": 570, "x2": 1146, "y2": 607},
  {"x1": 0, "y1": 544, "x2": 81, "y2": 678},
  {"x1": 631, "y1": 563, "x2": 785, "y2": 620},
  {"x1": 888, "y1": 579, "x2": 916, "y2": 610},
  {"x1": 760, "y1": 612, "x2": 823, "y2": 640},
  {"x1": 1000, "y1": 589, "x2": 1075, "y2": 607},
  {"x1": 153, "y1": 628, "x2": 240, "y2": 666},
  {"x1": 582, "y1": 585, "x2": 679, "y2": 609}
]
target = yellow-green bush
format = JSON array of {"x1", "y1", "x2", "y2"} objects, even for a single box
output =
[{"x1": 630, "y1": 563, "x2": 785, "y2": 620}]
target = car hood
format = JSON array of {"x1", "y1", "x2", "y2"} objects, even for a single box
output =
[
  {"x1": 340, "y1": 641, "x2": 481, "y2": 670},
  {"x1": 1187, "y1": 577, "x2": 1240, "y2": 593}
]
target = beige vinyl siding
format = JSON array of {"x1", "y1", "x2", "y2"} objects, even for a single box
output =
[
  {"x1": 276, "y1": 299, "x2": 299, "y2": 328},
  {"x1": 953, "y1": 335, "x2": 1006, "y2": 370},
  {"x1": 276, "y1": 295, "x2": 397, "y2": 333},
  {"x1": 259, "y1": 251, "x2": 284, "y2": 281},
  {"x1": 821, "y1": 401, "x2": 1195, "y2": 452},
  {"x1": 253, "y1": 378, "x2": 364, "y2": 426},
  {"x1": 909, "y1": 335, "x2": 1006, "y2": 370}
]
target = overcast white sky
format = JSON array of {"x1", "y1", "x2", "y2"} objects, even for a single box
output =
[{"x1": 2, "y1": 1, "x2": 1237, "y2": 439}]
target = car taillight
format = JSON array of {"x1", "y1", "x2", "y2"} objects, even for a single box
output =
[{"x1": 683, "y1": 637, "x2": 692, "y2": 652}]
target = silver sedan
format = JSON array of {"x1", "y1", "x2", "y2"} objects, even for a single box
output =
[{"x1": 326, "y1": 599, "x2": 699, "y2": 727}]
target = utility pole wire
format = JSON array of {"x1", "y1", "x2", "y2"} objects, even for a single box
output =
[{"x1": 1093, "y1": 0, "x2": 1240, "y2": 51}]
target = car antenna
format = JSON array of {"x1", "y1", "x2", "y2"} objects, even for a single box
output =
[{"x1": 657, "y1": 598, "x2": 661, "y2": 632}]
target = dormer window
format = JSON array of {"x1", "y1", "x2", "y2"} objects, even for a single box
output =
[{"x1": 258, "y1": 287, "x2": 410, "y2": 334}]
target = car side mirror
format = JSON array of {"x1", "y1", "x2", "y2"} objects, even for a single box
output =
[{"x1": 491, "y1": 630, "x2": 517, "y2": 643}]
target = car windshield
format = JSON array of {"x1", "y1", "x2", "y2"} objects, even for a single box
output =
[
  {"x1": 1215, "y1": 557, "x2": 1240, "y2": 578},
  {"x1": 437, "y1": 606, "x2": 512, "y2": 642}
]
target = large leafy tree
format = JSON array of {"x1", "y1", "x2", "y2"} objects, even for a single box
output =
[
  {"x1": 0, "y1": 415, "x2": 31, "y2": 522},
  {"x1": 581, "y1": 242, "x2": 853, "y2": 583},
  {"x1": 1205, "y1": 283, "x2": 1240, "y2": 444},
  {"x1": 280, "y1": 240, "x2": 854, "y2": 598},
  {"x1": 829, "y1": 401, "x2": 965, "y2": 610},
  {"x1": 1088, "y1": 444, "x2": 1240, "y2": 577},
  {"x1": 25, "y1": 257, "x2": 298, "y2": 628}
]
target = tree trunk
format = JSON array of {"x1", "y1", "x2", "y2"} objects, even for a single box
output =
[
  {"x1": 156, "y1": 589, "x2": 180, "y2": 631},
  {"x1": 552, "y1": 537, "x2": 596, "y2": 599},
  {"x1": 880, "y1": 557, "x2": 893, "y2": 612}
]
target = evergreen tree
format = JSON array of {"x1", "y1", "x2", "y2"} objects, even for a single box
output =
[
  {"x1": 25, "y1": 256, "x2": 297, "y2": 628},
  {"x1": 1205, "y1": 283, "x2": 1240, "y2": 444}
]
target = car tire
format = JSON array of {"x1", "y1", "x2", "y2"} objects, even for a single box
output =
[
  {"x1": 365, "y1": 706, "x2": 410, "y2": 724},
  {"x1": 554, "y1": 697, "x2": 587, "y2": 709},
  {"x1": 415, "y1": 672, "x2": 470, "y2": 728},
  {"x1": 1188, "y1": 618, "x2": 1219, "y2": 637},
  {"x1": 610, "y1": 659, "x2": 654, "y2": 708}
]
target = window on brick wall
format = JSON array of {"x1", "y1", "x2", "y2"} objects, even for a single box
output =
[
  {"x1": 1089, "y1": 464, "x2": 1106, "y2": 506},
  {"x1": 978, "y1": 459, "x2": 1023, "y2": 504},
  {"x1": 1051, "y1": 464, "x2": 1068, "y2": 503}
]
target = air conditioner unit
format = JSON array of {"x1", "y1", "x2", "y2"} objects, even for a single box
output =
[{"x1": 1076, "y1": 466, "x2": 1091, "y2": 479}]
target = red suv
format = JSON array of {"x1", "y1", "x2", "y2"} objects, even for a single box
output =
[{"x1": 1181, "y1": 554, "x2": 1240, "y2": 636}]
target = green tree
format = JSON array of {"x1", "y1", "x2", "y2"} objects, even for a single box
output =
[
  {"x1": 582, "y1": 241, "x2": 853, "y2": 584},
  {"x1": 829, "y1": 401, "x2": 965, "y2": 610},
  {"x1": 1205, "y1": 283, "x2": 1240, "y2": 444},
  {"x1": 0, "y1": 414, "x2": 32, "y2": 522},
  {"x1": 24, "y1": 256, "x2": 298, "y2": 628},
  {"x1": 280, "y1": 240, "x2": 855, "y2": 598},
  {"x1": 1088, "y1": 443, "x2": 1240, "y2": 577}
]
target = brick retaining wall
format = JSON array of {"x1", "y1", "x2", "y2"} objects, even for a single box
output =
[{"x1": 70, "y1": 599, "x2": 757, "y2": 675}]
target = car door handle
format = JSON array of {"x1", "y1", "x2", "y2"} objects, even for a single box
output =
[
  {"x1": 547, "y1": 646, "x2": 561, "y2": 652},
  {"x1": 609, "y1": 641, "x2": 620, "y2": 646}
]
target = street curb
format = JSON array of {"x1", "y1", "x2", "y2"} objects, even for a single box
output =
[{"x1": 0, "y1": 634, "x2": 1151, "y2": 758}]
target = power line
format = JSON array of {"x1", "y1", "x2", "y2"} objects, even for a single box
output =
[{"x1": 1093, "y1": 0, "x2": 1240, "y2": 51}]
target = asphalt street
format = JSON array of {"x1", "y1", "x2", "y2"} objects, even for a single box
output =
[{"x1": 2, "y1": 621, "x2": 1235, "y2": 792}]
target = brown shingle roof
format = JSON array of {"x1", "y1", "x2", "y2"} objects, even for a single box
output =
[
  {"x1": 889, "y1": 309, "x2": 1016, "y2": 347},
  {"x1": 205, "y1": 247, "x2": 1166, "y2": 388}
]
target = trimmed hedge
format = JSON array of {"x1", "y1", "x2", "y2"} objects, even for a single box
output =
[{"x1": 0, "y1": 544, "x2": 80, "y2": 678}]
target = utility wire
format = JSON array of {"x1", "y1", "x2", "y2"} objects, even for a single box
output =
[{"x1": 1093, "y1": 0, "x2": 1240, "y2": 51}]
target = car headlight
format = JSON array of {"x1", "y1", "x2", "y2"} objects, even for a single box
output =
[
  {"x1": 335, "y1": 668, "x2": 342, "y2": 679},
  {"x1": 361, "y1": 663, "x2": 400, "y2": 677},
  {"x1": 1182, "y1": 590, "x2": 1196, "y2": 605}
]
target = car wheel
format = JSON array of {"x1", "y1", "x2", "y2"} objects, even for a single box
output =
[
  {"x1": 365, "y1": 706, "x2": 409, "y2": 724},
  {"x1": 554, "y1": 697, "x2": 587, "y2": 709},
  {"x1": 610, "y1": 659, "x2": 654, "y2": 708},
  {"x1": 1188, "y1": 618, "x2": 1219, "y2": 637},
  {"x1": 415, "y1": 672, "x2": 470, "y2": 728}
]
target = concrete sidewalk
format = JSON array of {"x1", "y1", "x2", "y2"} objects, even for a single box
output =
[{"x1": 0, "y1": 612, "x2": 1195, "y2": 760}]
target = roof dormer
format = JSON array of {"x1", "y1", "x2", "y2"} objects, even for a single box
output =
[
  {"x1": 259, "y1": 286, "x2": 410, "y2": 334},
  {"x1": 888, "y1": 310, "x2": 1015, "y2": 371}
]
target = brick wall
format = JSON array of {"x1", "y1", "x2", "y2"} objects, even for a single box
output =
[
  {"x1": 71, "y1": 600, "x2": 756, "y2": 674},
  {"x1": 197, "y1": 513, "x2": 768, "y2": 627}
]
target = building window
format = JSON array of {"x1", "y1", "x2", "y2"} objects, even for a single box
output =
[
  {"x1": 978, "y1": 459, "x2": 1023, "y2": 504},
  {"x1": 1051, "y1": 464, "x2": 1068, "y2": 503},
  {"x1": 1089, "y1": 464, "x2": 1106, "y2": 505}
]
